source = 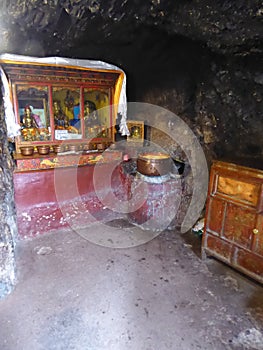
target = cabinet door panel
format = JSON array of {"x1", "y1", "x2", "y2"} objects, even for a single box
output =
[
  {"x1": 206, "y1": 196, "x2": 225, "y2": 234},
  {"x1": 223, "y1": 203, "x2": 256, "y2": 249},
  {"x1": 234, "y1": 248, "x2": 263, "y2": 281},
  {"x1": 204, "y1": 234, "x2": 232, "y2": 262}
]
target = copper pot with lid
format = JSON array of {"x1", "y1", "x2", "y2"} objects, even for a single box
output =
[{"x1": 137, "y1": 152, "x2": 172, "y2": 176}]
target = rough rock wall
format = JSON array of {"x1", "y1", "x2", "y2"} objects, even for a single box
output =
[
  {"x1": 138, "y1": 45, "x2": 263, "y2": 165},
  {"x1": 0, "y1": 1, "x2": 262, "y2": 57},
  {"x1": 198, "y1": 56, "x2": 263, "y2": 160},
  {"x1": 0, "y1": 94, "x2": 17, "y2": 298}
]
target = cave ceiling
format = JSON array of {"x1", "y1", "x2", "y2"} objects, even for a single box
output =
[{"x1": 0, "y1": 0, "x2": 262, "y2": 59}]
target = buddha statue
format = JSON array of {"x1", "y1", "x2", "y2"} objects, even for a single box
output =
[
  {"x1": 84, "y1": 100, "x2": 101, "y2": 137},
  {"x1": 53, "y1": 100, "x2": 69, "y2": 129},
  {"x1": 53, "y1": 100, "x2": 79, "y2": 135},
  {"x1": 21, "y1": 105, "x2": 44, "y2": 141},
  {"x1": 21, "y1": 105, "x2": 43, "y2": 129},
  {"x1": 84, "y1": 100, "x2": 99, "y2": 125},
  {"x1": 131, "y1": 125, "x2": 141, "y2": 138}
]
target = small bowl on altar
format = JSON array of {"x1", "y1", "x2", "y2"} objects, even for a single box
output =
[
  {"x1": 82, "y1": 144, "x2": 90, "y2": 151},
  {"x1": 37, "y1": 145, "x2": 50, "y2": 155},
  {"x1": 97, "y1": 143, "x2": 106, "y2": 151},
  {"x1": 53, "y1": 144, "x2": 64, "y2": 153},
  {"x1": 69, "y1": 144, "x2": 79, "y2": 152},
  {"x1": 20, "y1": 146, "x2": 34, "y2": 156}
]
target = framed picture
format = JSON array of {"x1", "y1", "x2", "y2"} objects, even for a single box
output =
[{"x1": 127, "y1": 120, "x2": 144, "y2": 142}]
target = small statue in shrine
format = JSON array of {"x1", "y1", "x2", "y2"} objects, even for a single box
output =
[
  {"x1": 84, "y1": 100, "x2": 99, "y2": 126},
  {"x1": 84, "y1": 100, "x2": 102, "y2": 137},
  {"x1": 53, "y1": 100, "x2": 79, "y2": 134},
  {"x1": 53, "y1": 100, "x2": 70, "y2": 129},
  {"x1": 21, "y1": 105, "x2": 43, "y2": 129},
  {"x1": 20, "y1": 105, "x2": 44, "y2": 141},
  {"x1": 131, "y1": 125, "x2": 141, "y2": 139}
]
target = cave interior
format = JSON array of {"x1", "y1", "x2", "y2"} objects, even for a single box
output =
[{"x1": 0, "y1": 2, "x2": 263, "y2": 349}]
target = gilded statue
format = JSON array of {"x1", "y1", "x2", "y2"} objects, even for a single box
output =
[
  {"x1": 20, "y1": 105, "x2": 44, "y2": 141},
  {"x1": 53, "y1": 100, "x2": 70, "y2": 129},
  {"x1": 21, "y1": 105, "x2": 43, "y2": 129},
  {"x1": 53, "y1": 100, "x2": 78, "y2": 134},
  {"x1": 84, "y1": 100, "x2": 107, "y2": 138},
  {"x1": 84, "y1": 100, "x2": 99, "y2": 126}
]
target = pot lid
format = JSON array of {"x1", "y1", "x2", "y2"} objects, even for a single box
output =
[{"x1": 138, "y1": 152, "x2": 170, "y2": 160}]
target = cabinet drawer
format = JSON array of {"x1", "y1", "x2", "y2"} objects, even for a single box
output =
[{"x1": 214, "y1": 175, "x2": 261, "y2": 207}]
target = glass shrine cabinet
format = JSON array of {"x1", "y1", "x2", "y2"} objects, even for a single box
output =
[{"x1": 1, "y1": 58, "x2": 124, "y2": 158}]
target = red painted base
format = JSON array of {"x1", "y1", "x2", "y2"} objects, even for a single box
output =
[
  {"x1": 127, "y1": 176, "x2": 182, "y2": 232},
  {"x1": 14, "y1": 162, "x2": 125, "y2": 238}
]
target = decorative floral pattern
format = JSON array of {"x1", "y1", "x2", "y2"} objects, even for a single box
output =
[{"x1": 15, "y1": 151, "x2": 122, "y2": 172}]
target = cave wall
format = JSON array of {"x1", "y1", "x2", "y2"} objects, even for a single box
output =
[
  {"x1": 198, "y1": 55, "x2": 263, "y2": 159},
  {"x1": 127, "y1": 33, "x2": 263, "y2": 164},
  {"x1": 65, "y1": 27, "x2": 263, "y2": 164},
  {"x1": 0, "y1": 99, "x2": 17, "y2": 298}
]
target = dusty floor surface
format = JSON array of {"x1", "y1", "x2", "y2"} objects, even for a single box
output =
[{"x1": 0, "y1": 220, "x2": 263, "y2": 350}]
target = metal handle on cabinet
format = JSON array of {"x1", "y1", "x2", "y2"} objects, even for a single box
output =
[{"x1": 253, "y1": 228, "x2": 259, "y2": 234}]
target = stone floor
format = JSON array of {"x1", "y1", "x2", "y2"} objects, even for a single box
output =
[{"x1": 0, "y1": 221, "x2": 263, "y2": 350}]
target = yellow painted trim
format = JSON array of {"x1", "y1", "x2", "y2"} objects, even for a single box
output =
[{"x1": 113, "y1": 71, "x2": 125, "y2": 119}]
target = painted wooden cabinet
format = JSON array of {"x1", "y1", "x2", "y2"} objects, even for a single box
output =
[{"x1": 202, "y1": 161, "x2": 263, "y2": 284}]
